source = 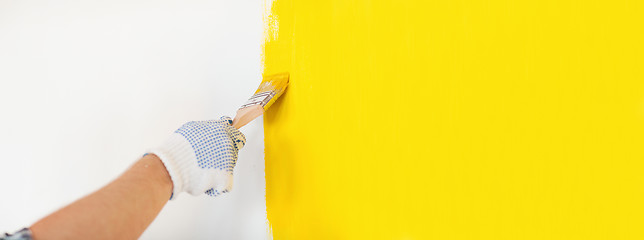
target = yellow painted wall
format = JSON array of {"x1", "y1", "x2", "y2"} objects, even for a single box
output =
[{"x1": 262, "y1": 0, "x2": 644, "y2": 239}]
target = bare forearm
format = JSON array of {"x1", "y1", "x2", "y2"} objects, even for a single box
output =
[{"x1": 31, "y1": 154, "x2": 172, "y2": 240}]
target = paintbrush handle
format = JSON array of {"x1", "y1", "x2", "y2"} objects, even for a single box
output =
[{"x1": 232, "y1": 105, "x2": 264, "y2": 129}]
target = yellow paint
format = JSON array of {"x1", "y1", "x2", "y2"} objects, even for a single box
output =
[{"x1": 262, "y1": 0, "x2": 644, "y2": 239}]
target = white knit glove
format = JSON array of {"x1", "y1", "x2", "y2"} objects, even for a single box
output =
[{"x1": 150, "y1": 116, "x2": 246, "y2": 200}]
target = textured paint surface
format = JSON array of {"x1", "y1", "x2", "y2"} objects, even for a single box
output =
[{"x1": 263, "y1": 0, "x2": 644, "y2": 239}]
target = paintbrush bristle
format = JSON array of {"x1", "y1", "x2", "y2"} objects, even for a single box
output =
[{"x1": 239, "y1": 72, "x2": 289, "y2": 111}]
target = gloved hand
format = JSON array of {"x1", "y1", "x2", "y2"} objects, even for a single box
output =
[{"x1": 150, "y1": 116, "x2": 246, "y2": 199}]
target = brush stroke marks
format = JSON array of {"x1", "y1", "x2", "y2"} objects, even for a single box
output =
[
  {"x1": 263, "y1": 0, "x2": 644, "y2": 239},
  {"x1": 263, "y1": 0, "x2": 279, "y2": 42}
]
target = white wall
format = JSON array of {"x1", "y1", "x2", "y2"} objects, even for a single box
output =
[{"x1": 0, "y1": 1, "x2": 267, "y2": 239}]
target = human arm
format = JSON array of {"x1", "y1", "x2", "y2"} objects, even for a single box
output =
[
  {"x1": 30, "y1": 154, "x2": 172, "y2": 240},
  {"x1": 25, "y1": 116, "x2": 245, "y2": 240}
]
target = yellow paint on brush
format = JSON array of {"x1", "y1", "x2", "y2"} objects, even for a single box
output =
[
  {"x1": 263, "y1": 0, "x2": 644, "y2": 239},
  {"x1": 239, "y1": 73, "x2": 289, "y2": 111}
]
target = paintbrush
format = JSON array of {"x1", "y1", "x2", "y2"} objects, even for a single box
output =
[{"x1": 232, "y1": 72, "x2": 289, "y2": 129}]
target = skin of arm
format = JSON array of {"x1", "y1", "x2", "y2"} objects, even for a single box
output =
[{"x1": 30, "y1": 154, "x2": 172, "y2": 240}]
